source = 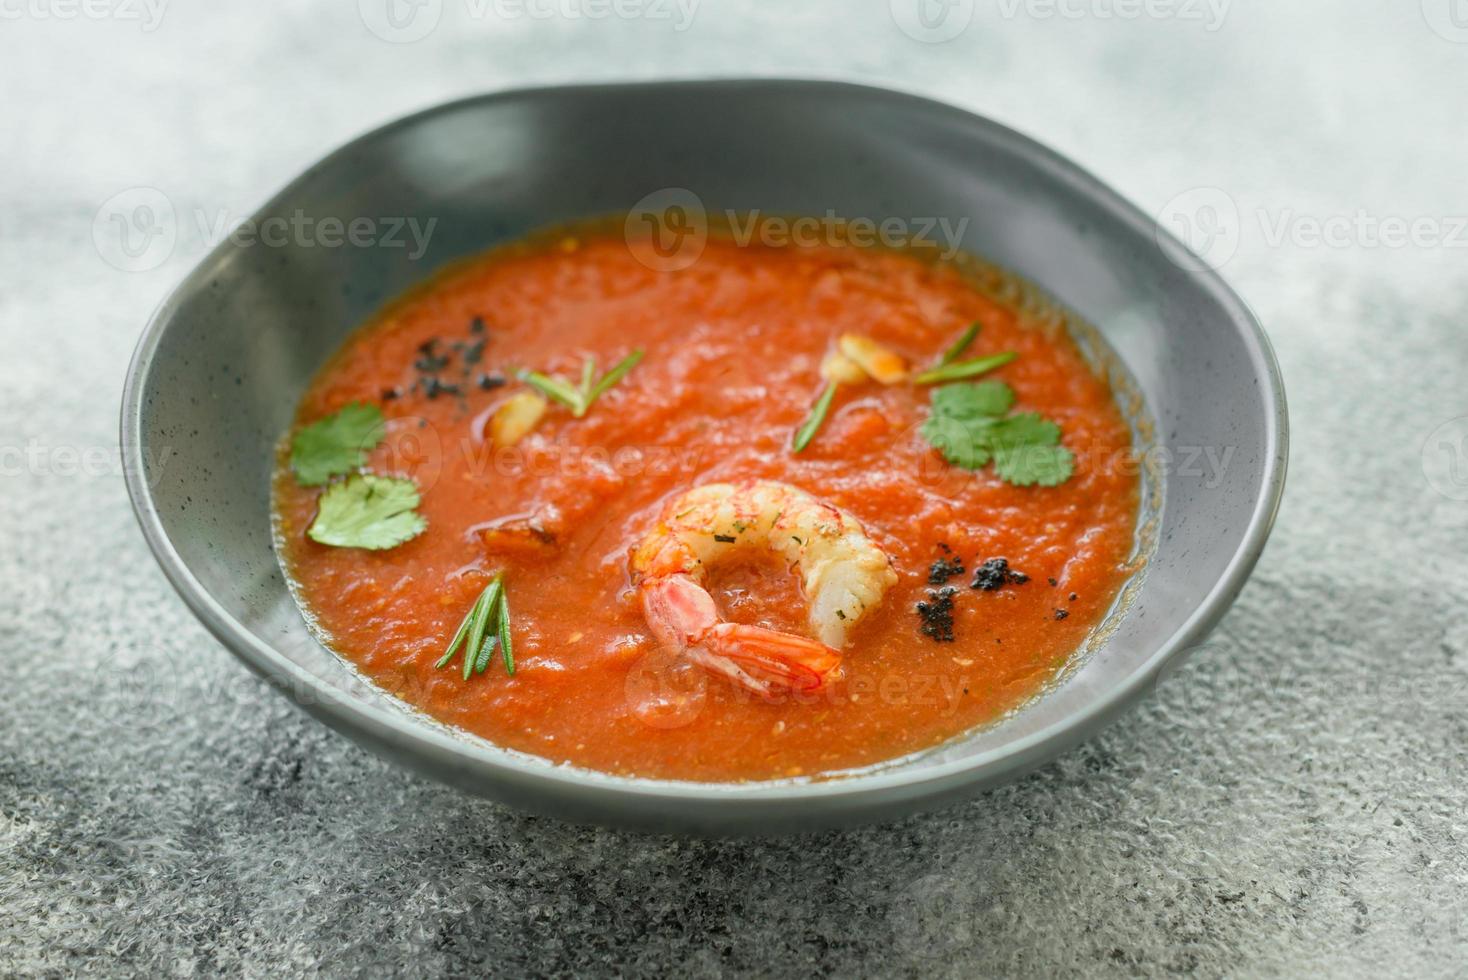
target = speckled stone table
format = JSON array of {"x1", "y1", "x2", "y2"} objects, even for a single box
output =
[{"x1": 3, "y1": 2, "x2": 1466, "y2": 975}]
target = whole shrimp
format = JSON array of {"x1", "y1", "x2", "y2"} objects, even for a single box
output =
[{"x1": 630, "y1": 480, "x2": 897, "y2": 698}]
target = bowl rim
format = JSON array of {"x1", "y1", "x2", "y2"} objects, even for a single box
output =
[{"x1": 120, "y1": 77, "x2": 1288, "y2": 811}]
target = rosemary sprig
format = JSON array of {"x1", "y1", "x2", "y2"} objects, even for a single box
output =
[
  {"x1": 936, "y1": 322, "x2": 981, "y2": 366},
  {"x1": 791, "y1": 381, "x2": 838, "y2": 453},
  {"x1": 518, "y1": 350, "x2": 644, "y2": 418},
  {"x1": 436, "y1": 575, "x2": 514, "y2": 679},
  {"x1": 912, "y1": 350, "x2": 1017, "y2": 386}
]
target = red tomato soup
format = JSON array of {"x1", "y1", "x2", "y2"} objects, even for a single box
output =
[{"x1": 272, "y1": 221, "x2": 1141, "y2": 782}]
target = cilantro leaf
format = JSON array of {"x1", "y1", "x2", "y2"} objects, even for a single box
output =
[
  {"x1": 290, "y1": 403, "x2": 386, "y2": 486},
  {"x1": 993, "y1": 443, "x2": 1075, "y2": 487},
  {"x1": 985, "y1": 413, "x2": 1075, "y2": 484},
  {"x1": 307, "y1": 474, "x2": 427, "y2": 550},
  {"x1": 919, "y1": 413, "x2": 996, "y2": 469},
  {"x1": 919, "y1": 382, "x2": 1075, "y2": 487},
  {"x1": 986, "y1": 412, "x2": 1061, "y2": 450},
  {"x1": 931, "y1": 380, "x2": 1016, "y2": 419}
]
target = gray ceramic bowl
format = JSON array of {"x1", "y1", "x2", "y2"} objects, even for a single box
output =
[{"x1": 121, "y1": 80, "x2": 1286, "y2": 833}]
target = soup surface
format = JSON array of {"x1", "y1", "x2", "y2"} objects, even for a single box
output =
[{"x1": 273, "y1": 222, "x2": 1140, "y2": 781}]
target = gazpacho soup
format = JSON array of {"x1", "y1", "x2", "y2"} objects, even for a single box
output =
[{"x1": 272, "y1": 217, "x2": 1143, "y2": 782}]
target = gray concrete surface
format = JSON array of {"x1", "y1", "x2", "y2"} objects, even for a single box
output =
[{"x1": 3, "y1": 2, "x2": 1467, "y2": 976}]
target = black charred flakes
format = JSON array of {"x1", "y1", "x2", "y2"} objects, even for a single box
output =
[
  {"x1": 972, "y1": 557, "x2": 1029, "y2": 591},
  {"x1": 928, "y1": 553, "x2": 966, "y2": 585},
  {"x1": 917, "y1": 586, "x2": 959, "y2": 642}
]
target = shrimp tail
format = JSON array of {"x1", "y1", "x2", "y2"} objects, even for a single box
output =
[
  {"x1": 698, "y1": 623, "x2": 841, "y2": 696},
  {"x1": 641, "y1": 574, "x2": 841, "y2": 699}
]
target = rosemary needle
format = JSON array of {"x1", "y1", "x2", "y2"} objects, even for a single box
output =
[
  {"x1": 937, "y1": 322, "x2": 981, "y2": 366},
  {"x1": 792, "y1": 381, "x2": 838, "y2": 453},
  {"x1": 498, "y1": 587, "x2": 515, "y2": 676},
  {"x1": 912, "y1": 351, "x2": 1018, "y2": 386},
  {"x1": 434, "y1": 598, "x2": 476, "y2": 669},
  {"x1": 586, "y1": 350, "x2": 644, "y2": 405},
  {"x1": 518, "y1": 370, "x2": 583, "y2": 411},
  {"x1": 462, "y1": 586, "x2": 494, "y2": 681},
  {"x1": 473, "y1": 630, "x2": 498, "y2": 675},
  {"x1": 469, "y1": 577, "x2": 504, "y2": 674}
]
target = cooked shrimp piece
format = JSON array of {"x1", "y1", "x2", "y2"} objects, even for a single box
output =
[
  {"x1": 820, "y1": 349, "x2": 867, "y2": 385},
  {"x1": 489, "y1": 391, "x2": 547, "y2": 447},
  {"x1": 629, "y1": 480, "x2": 897, "y2": 697},
  {"x1": 838, "y1": 334, "x2": 908, "y2": 384}
]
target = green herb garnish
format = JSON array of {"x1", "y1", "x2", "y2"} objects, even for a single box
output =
[
  {"x1": 516, "y1": 370, "x2": 581, "y2": 409},
  {"x1": 791, "y1": 381, "x2": 838, "y2": 453},
  {"x1": 437, "y1": 576, "x2": 515, "y2": 679},
  {"x1": 586, "y1": 350, "x2": 644, "y2": 403},
  {"x1": 306, "y1": 473, "x2": 427, "y2": 549},
  {"x1": 518, "y1": 350, "x2": 644, "y2": 418},
  {"x1": 931, "y1": 378, "x2": 1016, "y2": 419},
  {"x1": 290, "y1": 402, "x2": 386, "y2": 486},
  {"x1": 988, "y1": 415, "x2": 1075, "y2": 487},
  {"x1": 472, "y1": 631, "x2": 499, "y2": 675},
  {"x1": 936, "y1": 322, "x2": 981, "y2": 366},
  {"x1": 920, "y1": 380, "x2": 1074, "y2": 487},
  {"x1": 465, "y1": 581, "x2": 497, "y2": 679},
  {"x1": 912, "y1": 350, "x2": 1018, "y2": 386},
  {"x1": 496, "y1": 586, "x2": 514, "y2": 676}
]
